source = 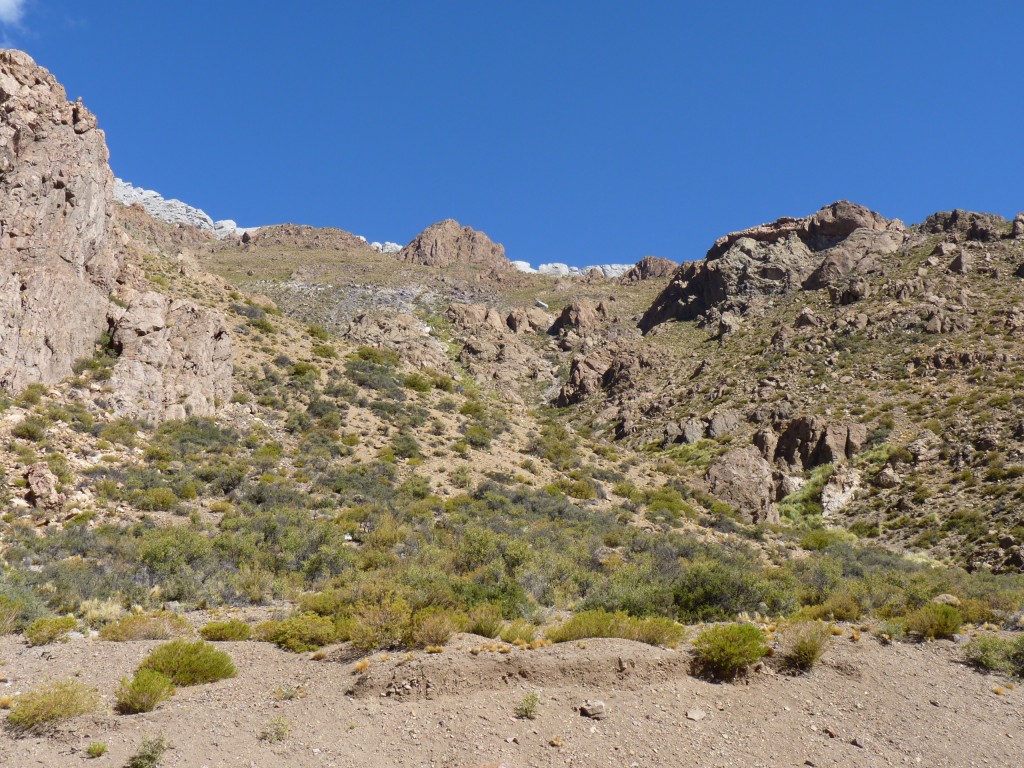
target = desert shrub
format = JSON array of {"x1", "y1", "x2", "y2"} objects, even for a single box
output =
[
  {"x1": 627, "y1": 616, "x2": 688, "y2": 647},
  {"x1": 464, "y1": 424, "x2": 493, "y2": 449},
  {"x1": 6, "y1": 679, "x2": 99, "y2": 733},
  {"x1": 311, "y1": 344, "x2": 338, "y2": 359},
  {"x1": 115, "y1": 669, "x2": 175, "y2": 714},
  {"x1": 124, "y1": 735, "x2": 170, "y2": 768},
  {"x1": 307, "y1": 324, "x2": 330, "y2": 340},
  {"x1": 904, "y1": 604, "x2": 962, "y2": 640},
  {"x1": 12, "y1": 417, "x2": 46, "y2": 442},
  {"x1": 24, "y1": 615, "x2": 78, "y2": 646},
  {"x1": 466, "y1": 604, "x2": 503, "y2": 638},
  {"x1": 778, "y1": 621, "x2": 832, "y2": 672},
  {"x1": 257, "y1": 613, "x2": 335, "y2": 652},
  {"x1": 529, "y1": 423, "x2": 577, "y2": 470},
  {"x1": 795, "y1": 591, "x2": 863, "y2": 622},
  {"x1": 79, "y1": 598, "x2": 124, "y2": 627},
  {"x1": 692, "y1": 623, "x2": 770, "y2": 680},
  {"x1": 140, "y1": 640, "x2": 236, "y2": 686},
  {"x1": 259, "y1": 715, "x2": 291, "y2": 743},
  {"x1": 403, "y1": 372, "x2": 432, "y2": 393},
  {"x1": 100, "y1": 612, "x2": 191, "y2": 641},
  {"x1": 499, "y1": 619, "x2": 537, "y2": 644},
  {"x1": 411, "y1": 609, "x2": 460, "y2": 648},
  {"x1": 133, "y1": 487, "x2": 179, "y2": 511},
  {"x1": 18, "y1": 382, "x2": 48, "y2": 406},
  {"x1": 547, "y1": 610, "x2": 687, "y2": 648},
  {"x1": 545, "y1": 610, "x2": 627, "y2": 643},
  {"x1": 349, "y1": 596, "x2": 412, "y2": 651},
  {"x1": 200, "y1": 619, "x2": 251, "y2": 642},
  {"x1": 962, "y1": 635, "x2": 1016, "y2": 675},
  {"x1": 86, "y1": 742, "x2": 108, "y2": 758},
  {"x1": 514, "y1": 691, "x2": 540, "y2": 719},
  {"x1": 391, "y1": 432, "x2": 422, "y2": 460}
]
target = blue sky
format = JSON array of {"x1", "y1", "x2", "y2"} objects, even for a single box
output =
[{"x1": 4, "y1": 1, "x2": 1023, "y2": 267}]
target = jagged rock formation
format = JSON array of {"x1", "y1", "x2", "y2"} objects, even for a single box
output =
[
  {"x1": 343, "y1": 312, "x2": 451, "y2": 371},
  {"x1": 639, "y1": 201, "x2": 905, "y2": 331},
  {"x1": 619, "y1": 256, "x2": 678, "y2": 284},
  {"x1": 0, "y1": 50, "x2": 123, "y2": 392},
  {"x1": 108, "y1": 292, "x2": 232, "y2": 423},
  {"x1": 398, "y1": 220, "x2": 511, "y2": 270}
]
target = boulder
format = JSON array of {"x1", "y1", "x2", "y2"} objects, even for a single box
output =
[
  {"x1": 821, "y1": 465, "x2": 861, "y2": 517},
  {"x1": 679, "y1": 418, "x2": 707, "y2": 444},
  {"x1": 874, "y1": 466, "x2": 901, "y2": 489},
  {"x1": 25, "y1": 461, "x2": 64, "y2": 510},
  {"x1": 557, "y1": 348, "x2": 615, "y2": 406},
  {"x1": 707, "y1": 411, "x2": 739, "y2": 439},
  {"x1": 108, "y1": 292, "x2": 232, "y2": 423},
  {"x1": 0, "y1": 50, "x2": 124, "y2": 393},
  {"x1": 447, "y1": 303, "x2": 507, "y2": 333},
  {"x1": 397, "y1": 219, "x2": 511, "y2": 270},
  {"x1": 549, "y1": 300, "x2": 609, "y2": 337},
  {"x1": 706, "y1": 445, "x2": 778, "y2": 524},
  {"x1": 1014, "y1": 213, "x2": 1024, "y2": 239}
]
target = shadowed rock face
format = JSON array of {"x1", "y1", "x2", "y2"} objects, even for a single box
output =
[
  {"x1": 397, "y1": 219, "x2": 511, "y2": 270},
  {"x1": 639, "y1": 201, "x2": 903, "y2": 332},
  {"x1": 619, "y1": 255, "x2": 678, "y2": 284},
  {"x1": 0, "y1": 49, "x2": 120, "y2": 391}
]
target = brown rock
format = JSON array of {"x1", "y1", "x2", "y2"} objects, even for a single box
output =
[
  {"x1": 619, "y1": 255, "x2": 677, "y2": 284},
  {"x1": 344, "y1": 312, "x2": 450, "y2": 371},
  {"x1": 549, "y1": 300, "x2": 609, "y2": 337},
  {"x1": 706, "y1": 445, "x2": 778, "y2": 524},
  {"x1": 108, "y1": 292, "x2": 232, "y2": 423},
  {"x1": 25, "y1": 462, "x2": 64, "y2": 510},
  {"x1": 922, "y1": 209, "x2": 1008, "y2": 242},
  {"x1": 0, "y1": 50, "x2": 123, "y2": 393},
  {"x1": 397, "y1": 219, "x2": 511, "y2": 270},
  {"x1": 774, "y1": 417, "x2": 866, "y2": 470}
]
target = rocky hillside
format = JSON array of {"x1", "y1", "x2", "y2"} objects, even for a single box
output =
[{"x1": 2, "y1": 47, "x2": 1024, "y2": 768}]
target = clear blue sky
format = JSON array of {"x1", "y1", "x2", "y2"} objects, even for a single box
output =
[{"x1": 4, "y1": 1, "x2": 1023, "y2": 267}]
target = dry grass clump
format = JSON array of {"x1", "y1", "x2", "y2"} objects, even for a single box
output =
[
  {"x1": 778, "y1": 621, "x2": 832, "y2": 673},
  {"x1": 139, "y1": 640, "x2": 236, "y2": 686},
  {"x1": 546, "y1": 609, "x2": 687, "y2": 647},
  {"x1": 79, "y1": 598, "x2": 124, "y2": 628},
  {"x1": 466, "y1": 604, "x2": 503, "y2": 638},
  {"x1": 6, "y1": 679, "x2": 99, "y2": 733},
  {"x1": 115, "y1": 669, "x2": 176, "y2": 714},
  {"x1": 904, "y1": 604, "x2": 962, "y2": 640},
  {"x1": 200, "y1": 619, "x2": 251, "y2": 642},
  {"x1": 99, "y1": 612, "x2": 191, "y2": 641},
  {"x1": 24, "y1": 615, "x2": 78, "y2": 646},
  {"x1": 411, "y1": 610, "x2": 459, "y2": 648}
]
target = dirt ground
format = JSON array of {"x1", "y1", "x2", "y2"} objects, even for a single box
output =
[{"x1": 1, "y1": 630, "x2": 1021, "y2": 768}]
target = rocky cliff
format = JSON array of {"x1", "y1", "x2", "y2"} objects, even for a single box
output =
[
  {"x1": 0, "y1": 50, "x2": 232, "y2": 422},
  {"x1": 0, "y1": 49, "x2": 122, "y2": 392}
]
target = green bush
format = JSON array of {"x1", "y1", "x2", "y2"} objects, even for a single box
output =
[
  {"x1": 962, "y1": 634, "x2": 1024, "y2": 676},
  {"x1": 692, "y1": 623, "x2": 770, "y2": 680},
  {"x1": 411, "y1": 609, "x2": 460, "y2": 648},
  {"x1": 257, "y1": 613, "x2": 336, "y2": 652},
  {"x1": 466, "y1": 604, "x2": 503, "y2": 638},
  {"x1": 24, "y1": 615, "x2": 78, "y2": 646},
  {"x1": 349, "y1": 596, "x2": 412, "y2": 651},
  {"x1": 7, "y1": 679, "x2": 99, "y2": 733},
  {"x1": 12, "y1": 417, "x2": 46, "y2": 442},
  {"x1": 904, "y1": 604, "x2": 962, "y2": 640},
  {"x1": 100, "y1": 612, "x2": 191, "y2": 641},
  {"x1": 514, "y1": 691, "x2": 540, "y2": 720},
  {"x1": 140, "y1": 640, "x2": 236, "y2": 686},
  {"x1": 200, "y1": 619, "x2": 252, "y2": 642},
  {"x1": 115, "y1": 669, "x2": 175, "y2": 714},
  {"x1": 499, "y1": 619, "x2": 537, "y2": 644},
  {"x1": 779, "y1": 621, "x2": 832, "y2": 672}
]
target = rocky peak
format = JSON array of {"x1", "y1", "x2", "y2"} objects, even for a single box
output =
[
  {"x1": 921, "y1": 209, "x2": 1010, "y2": 243},
  {"x1": 397, "y1": 219, "x2": 511, "y2": 270},
  {"x1": 638, "y1": 201, "x2": 903, "y2": 332},
  {"x1": 619, "y1": 256, "x2": 678, "y2": 284}
]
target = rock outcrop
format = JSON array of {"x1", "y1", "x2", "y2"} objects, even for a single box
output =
[
  {"x1": 0, "y1": 50, "x2": 122, "y2": 393},
  {"x1": 240, "y1": 224, "x2": 373, "y2": 252},
  {"x1": 108, "y1": 292, "x2": 232, "y2": 423},
  {"x1": 770, "y1": 417, "x2": 868, "y2": 471},
  {"x1": 705, "y1": 446, "x2": 778, "y2": 524},
  {"x1": 639, "y1": 201, "x2": 903, "y2": 332},
  {"x1": 619, "y1": 256, "x2": 678, "y2": 284},
  {"x1": 398, "y1": 219, "x2": 511, "y2": 270},
  {"x1": 344, "y1": 311, "x2": 450, "y2": 371},
  {"x1": 922, "y1": 209, "x2": 1009, "y2": 243}
]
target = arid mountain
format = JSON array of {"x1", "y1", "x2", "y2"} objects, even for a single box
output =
[{"x1": 2, "y1": 48, "x2": 1024, "y2": 768}]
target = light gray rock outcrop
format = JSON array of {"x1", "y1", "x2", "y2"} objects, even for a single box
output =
[{"x1": 108, "y1": 292, "x2": 232, "y2": 423}]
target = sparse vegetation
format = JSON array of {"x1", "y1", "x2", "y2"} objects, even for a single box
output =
[
  {"x1": 24, "y1": 615, "x2": 77, "y2": 646},
  {"x1": 140, "y1": 640, "x2": 236, "y2": 686},
  {"x1": 124, "y1": 735, "x2": 171, "y2": 768},
  {"x1": 6, "y1": 679, "x2": 99, "y2": 733},
  {"x1": 514, "y1": 691, "x2": 540, "y2": 719},
  {"x1": 692, "y1": 623, "x2": 770, "y2": 680},
  {"x1": 115, "y1": 669, "x2": 176, "y2": 714},
  {"x1": 778, "y1": 621, "x2": 832, "y2": 672},
  {"x1": 200, "y1": 619, "x2": 252, "y2": 642}
]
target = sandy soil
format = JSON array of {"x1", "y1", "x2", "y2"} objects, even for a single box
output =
[{"x1": 1, "y1": 631, "x2": 1021, "y2": 768}]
